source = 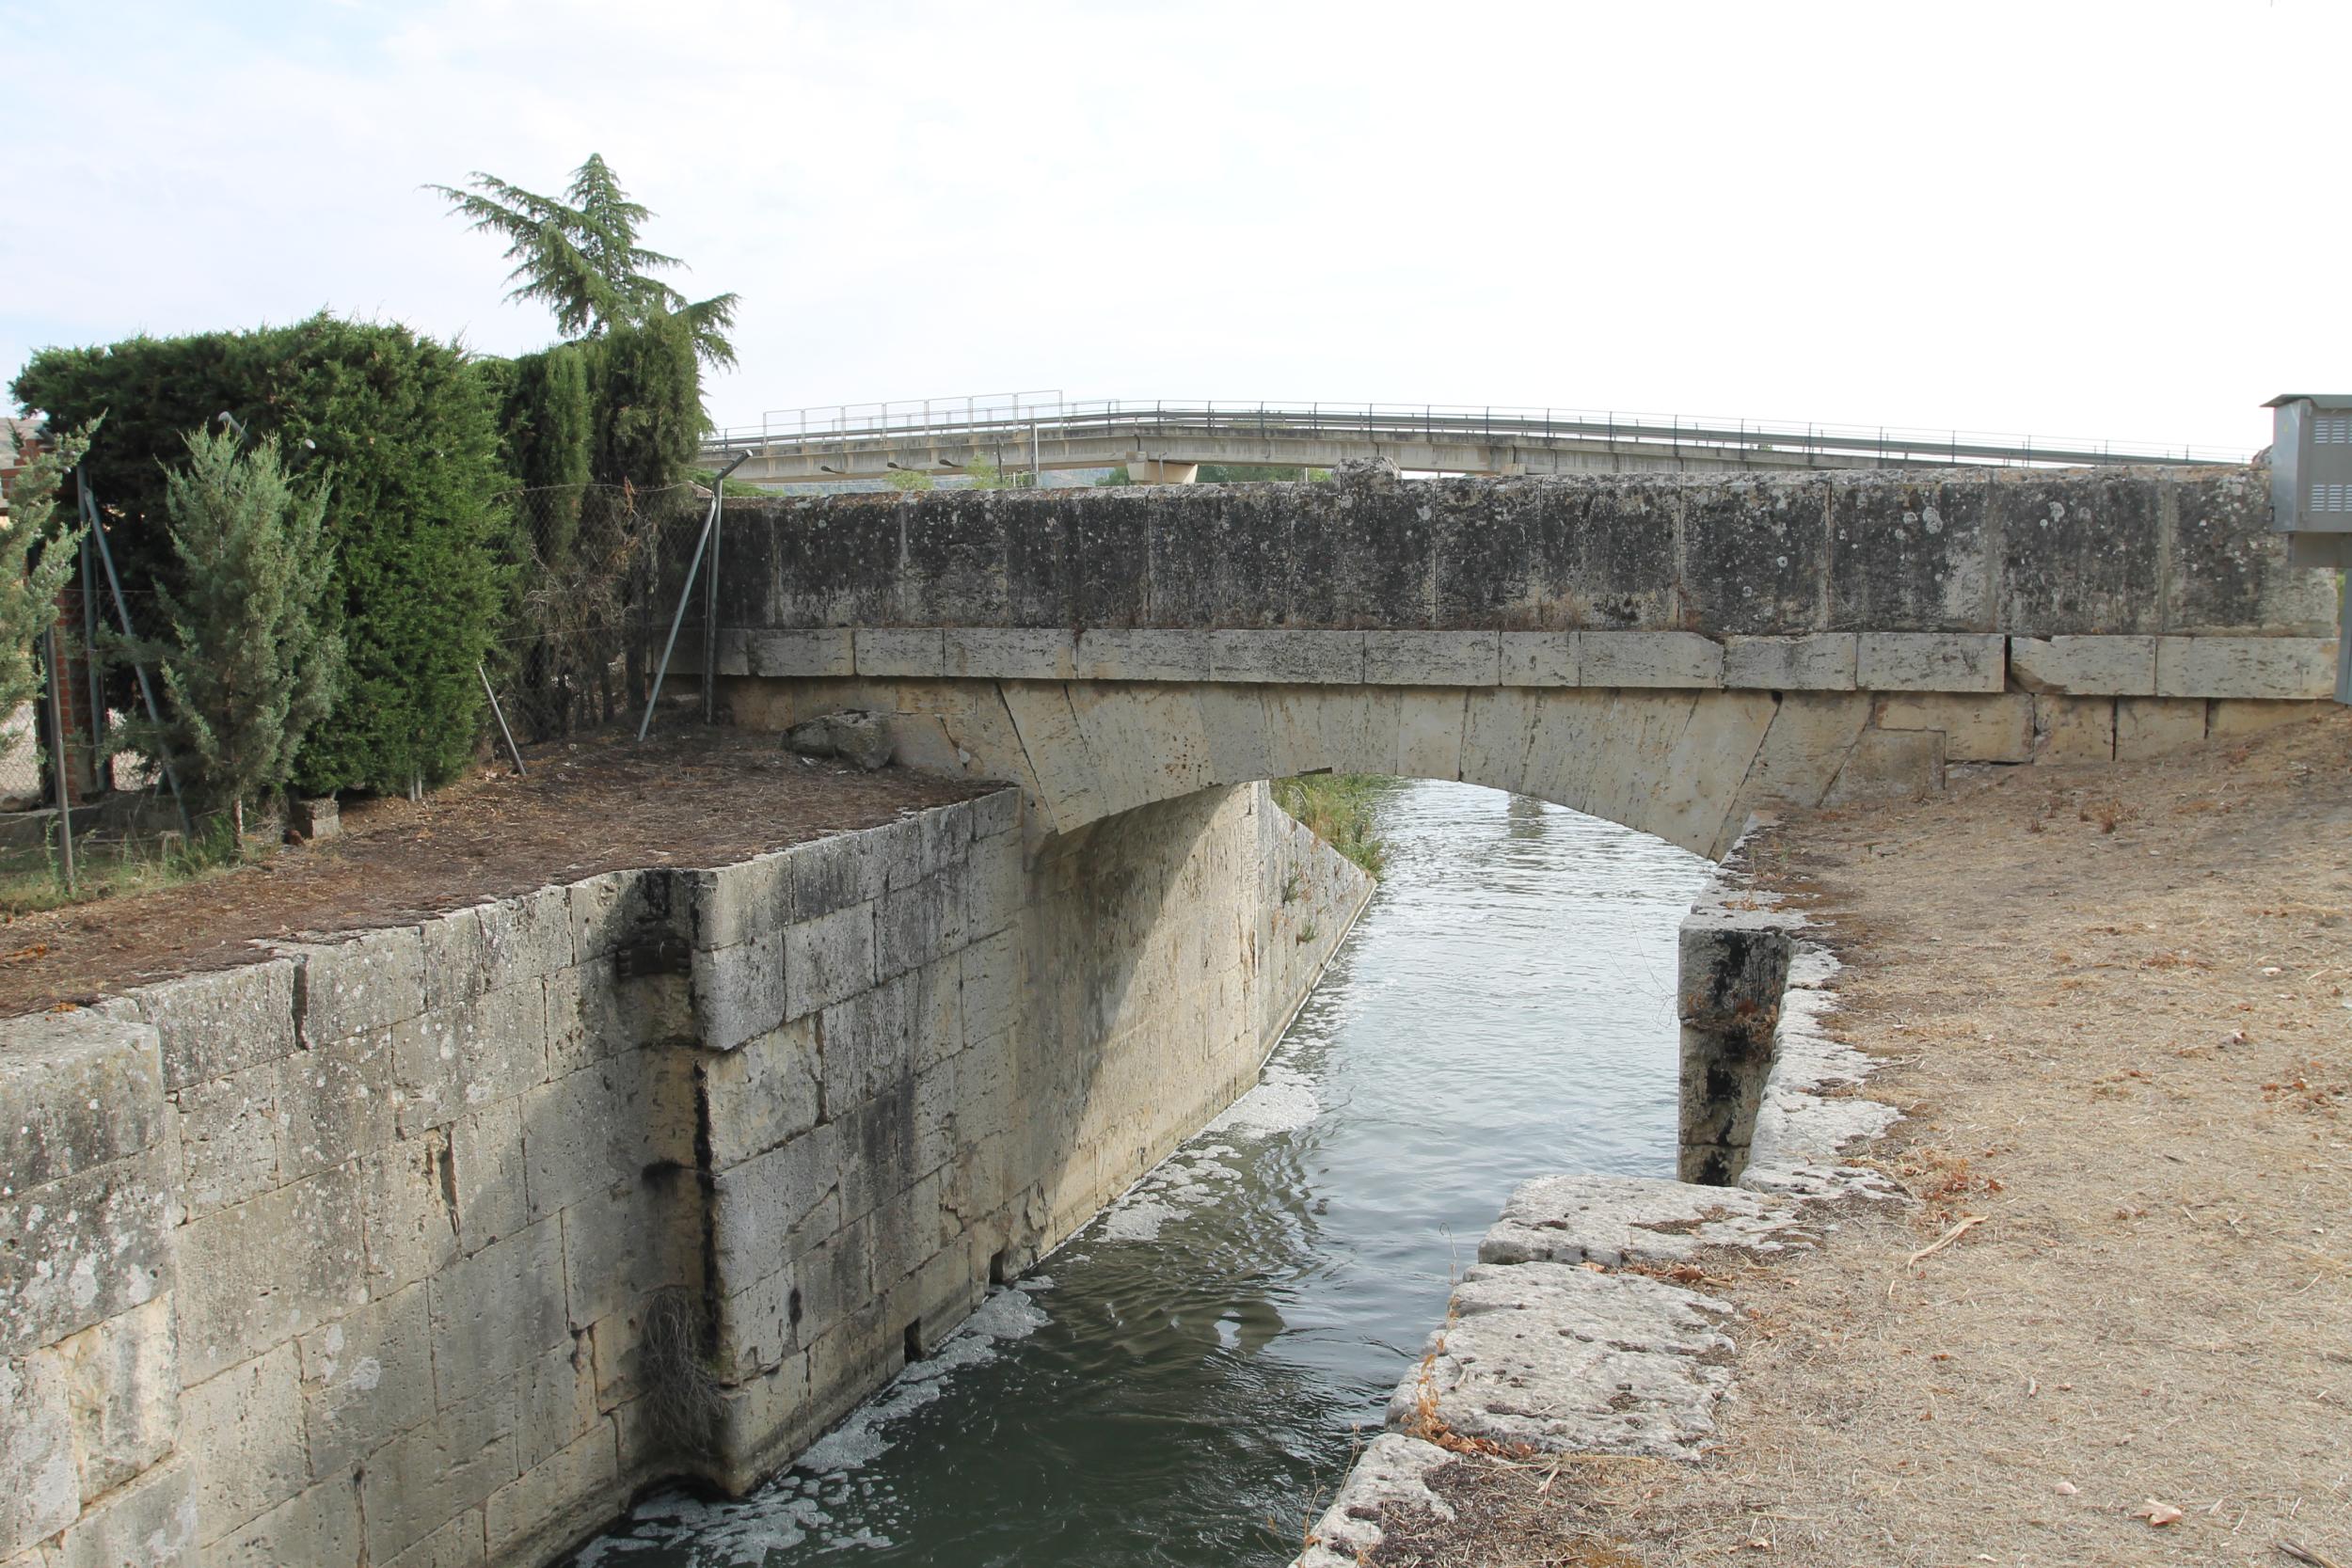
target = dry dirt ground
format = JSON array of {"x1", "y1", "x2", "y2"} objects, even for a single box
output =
[
  {"x1": 0, "y1": 730, "x2": 993, "y2": 1020},
  {"x1": 1373, "y1": 707, "x2": 2352, "y2": 1568}
]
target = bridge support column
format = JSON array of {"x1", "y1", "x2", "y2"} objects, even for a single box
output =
[{"x1": 1127, "y1": 457, "x2": 1199, "y2": 484}]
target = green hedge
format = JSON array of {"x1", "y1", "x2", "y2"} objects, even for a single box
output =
[{"x1": 12, "y1": 314, "x2": 509, "y2": 795}]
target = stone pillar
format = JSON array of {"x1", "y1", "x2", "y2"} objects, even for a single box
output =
[
  {"x1": 1676, "y1": 906, "x2": 1794, "y2": 1186},
  {"x1": 1125, "y1": 457, "x2": 1199, "y2": 484}
]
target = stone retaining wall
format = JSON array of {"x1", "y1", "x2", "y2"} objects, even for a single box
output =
[{"x1": 0, "y1": 782, "x2": 1373, "y2": 1568}]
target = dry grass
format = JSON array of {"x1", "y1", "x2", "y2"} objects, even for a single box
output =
[{"x1": 1370, "y1": 707, "x2": 2352, "y2": 1567}]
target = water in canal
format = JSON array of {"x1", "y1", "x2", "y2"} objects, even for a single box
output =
[{"x1": 576, "y1": 780, "x2": 1709, "y2": 1568}]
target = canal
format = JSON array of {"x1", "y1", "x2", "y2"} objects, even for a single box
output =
[{"x1": 574, "y1": 779, "x2": 1710, "y2": 1568}]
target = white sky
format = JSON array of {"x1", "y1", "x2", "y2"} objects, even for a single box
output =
[{"x1": 3, "y1": 1, "x2": 2341, "y2": 452}]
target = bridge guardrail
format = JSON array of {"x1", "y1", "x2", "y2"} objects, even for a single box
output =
[{"x1": 704, "y1": 397, "x2": 2249, "y2": 470}]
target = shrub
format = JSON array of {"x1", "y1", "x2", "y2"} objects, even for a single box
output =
[
  {"x1": 0, "y1": 422, "x2": 91, "y2": 718},
  {"x1": 12, "y1": 314, "x2": 509, "y2": 795}
]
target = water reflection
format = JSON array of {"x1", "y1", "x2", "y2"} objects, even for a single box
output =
[{"x1": 576, "y1": 781, "x2": 1708, "y2": 1568}]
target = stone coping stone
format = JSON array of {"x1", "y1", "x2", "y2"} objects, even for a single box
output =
[{"x1": 1478, "y1": 1173, "x2": 1809, "y2": 1269}]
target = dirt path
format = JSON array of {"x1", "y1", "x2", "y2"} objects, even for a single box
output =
[
  {"x1": 1377, "y1": 708, "x2": 2352, "y2": 1567},
  {"x1": 0, "y1": 731, "x2": 993, "y2": 1019}
]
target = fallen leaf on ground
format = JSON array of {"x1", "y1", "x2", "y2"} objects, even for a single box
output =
[
  {"x1": 2054, "y1": 1481, "x2": 2078, "y2": 1496},
  {"x1": 2135, "y1": 1499, "x2": 2183, "y2": 1527}
]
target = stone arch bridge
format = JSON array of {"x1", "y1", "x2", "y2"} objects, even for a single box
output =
[{"x1": 695, "y1": 463, "x2": 2339, "y2": 859}]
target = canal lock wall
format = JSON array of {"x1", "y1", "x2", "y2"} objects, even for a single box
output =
[{"x1": 0, "y1": 781, "x2": 1373, "y2": 1568}]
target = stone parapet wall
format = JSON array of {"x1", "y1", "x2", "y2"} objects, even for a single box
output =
[
  {"x1": 0, "y1": 782, "x2": 1374, "y2": 1568},
  {"x1": 709, "y1": 465, "x2": 2334, "y2": 641}
]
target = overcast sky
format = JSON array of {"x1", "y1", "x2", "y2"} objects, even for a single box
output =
[{"x1": 4, "y1": 1, "x2": 2340, "y2": 454}]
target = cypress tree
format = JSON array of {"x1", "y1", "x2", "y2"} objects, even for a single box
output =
[
  {"x1": 0, "y1": 423, "x2": 91, "y2": 718},
  {"x1": 143, "y1": 427, "x2": 343, "y2": 843}
]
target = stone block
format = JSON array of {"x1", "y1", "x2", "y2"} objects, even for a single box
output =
[
  {"x1": 455, "y1": 984, "x2": 551, "y2": 1111},
  {"x1": 1825, "y1": 727, "x2": 1944, "y2": 803},
  {"x1": 0, "y1": 1351, "x2": 79, "y2": 1555},
  {"x1": 1855, "y1": 631, "x2": 2005, "y2": 692},
  {"x1": 1499, "y1": 631, "x2": 1578, "y2": 687},
  {"x1": 2208, "y1": 698, "x2": 2333, "y2": 737},
  {"x1": 521, "y1": 1053, "x2": 696, "y2": 1224},
  {"x1": 2033, "y1": 695, "x2": 2115, "y2": 763},
  {"x1": 727, "y1": 627, "x2": 855, "y2": 678},
  {"x1": 130, "y1": 960, "x2": 299, "y2": 1093},
  {"x1": 174, "y1": 1161, "x2": 365, "y2": 1384},
  {"x1": 358, "y1": 1380, "x2": 517, "y2": 1565},
  {"x1": 297, "y1": 1283, "x2": 432, "y2": 1474},
  {"x1": 1874, "y1": 692, "x2": 2035, "y2": 763},
  {"x1": 963, "y1": 832, "x2": 1024, "y2": 942},
  {"x1": 1208, "y1": 629, "x2": 1364, "y2": 684},
  {"x1": 855, "y1": 627, "x2": 946, "y2": 678},
  {"x1": 784, "y1": 904, "x2": 877, "y2": 1022},
  {"x1": 958, "y1": 929, "x2": 1020, "y2": 1045},
  {"x1": 379, "y1": 1509, "x2": 485, "y2": 1568},
  {"x1": 208, "y1": 1476, "x2": 362, "y2": 1568},
  {"x1": 278, "y1": 1032, "x2": 395, "y2": 1182},
  {"x1": 359, "y1": 1133, "x2": 458, "y2": 1294},
  {"x1": 515, "y1": 1339, "x2": 598, "y2": 1471},
  {"x1": 2008, "y1": 634, "x2": 2155, "y2": 695},
  {"x1": 483, "y1": 1418, "x2": 617, "y2": 1564},
  {"x1": 915, "y1": 800, "x2": 975, "y2": 880},
  {"x1": 1579, "y1": 631, "x2": 1724, "y2": 689},
  {"x1": 971, "y1": 787, "x2": 1020, "y2": 840},
  {"x1": 2116, "y1": 696, "x2": 2207, "y2": 759},
  {"x1": 701, "y1": 1020, "x2": 822, "y2": 1170},
  {"x1": 875, "y1": 878, "x2": 952, "y2": 981},
  {"x1": 289, "y1": 927, "x2": 428, "y2": 1045},
  {"x1": 709, "y1": 1124, "x2": 842, "y2": 1291},
  {"x1": 790, "y1": 831, "x2": 886, "y2": 922},
  {"x1": 2, "y1": 1151, "x2": 170, "y2": 1359},
  {"x1": 690, "y1": 927, "x2": 788, "y2": 1053},
  {"x1": 48, "y1": 1452, "x2": 198, "y2": 1568},
  {"x1": 419, "y1": 888, "x2": 573, "y2": 1012},
  {"x1": 1722, "y1": 633, "x2": 1857, "y2": 690},
  {"x1": 561, "y1": 1176, "x2": 700, "y2": 1333},
  {"x1": 567, "y1": 870, "x2": 675, "y2": 966},
  {"x1": 1362, "y1": 630, "x2": 1499, "y2": 686},
  {"x1": 546, "y1": 966, "x2": 688, "y2": 1078},
  {"x1": 449, "y1": 1100, "x2": 525, "y2": 1255},
  {"x1": 944, "y1": 627, "x2": 1075, "y2": 681},
  {"x1": 2153, "y1": 636, "x2": 2339, "y2": 699},
  {"x1": 684, "y1": 853, "x2": 794, "y2": 952},
  {"x1": 181, "y1": 1342, "x2": 306, "y2": 1544},
  {"x1": 1392, "y1": 689, "x2": 1468, "y2": 782},
  {"x1": 54, "y1": 1295, "x2": 176, "y2": 1501},
  {"x1": 428, "y1": 1219, "x2": 568, "y2": 1401},
  {"x1": 0, "y1": 1010, "x2": 166, "y2": 1194},
  {"x1": 170, "y1": 1060, "x2": 280, "y2": 1219},
  {"x1": 1073, "y1": 628, "x2": 1212, "y2": 681}
]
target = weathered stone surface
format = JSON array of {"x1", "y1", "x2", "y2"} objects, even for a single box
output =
[
  {"x1": 2034, "y1": 694, "x2": 2116, "y2": 764},
  {"x1": 278, "y1": 1032, "x2": 395, "y2": 1182},
  {"x1": 1072, "y1": 628, "x2": 1212, "y2": 682},
  {"x1": 378, "y1": 1510, "x2": 485, "y2": 1568},
  {"x1": 1677, "y1": 904, "x2": 1793, "y2": 1184},
  {"x1": 358, "y1": 1379, "x2": 518, "y2": 1564},
  {"x1": 297, "y1": 1283, "x2": 432, "y2": 1474},
  {"x1": 1855, "y1": 631, "x2": 2004, "y2": 692},
  {"x1": 725, "y1": 627, "x2": 854, "y2": 678},
  {"x1": 1722, "y1": 633, "x2": 1857, "y2": 690},
  {"x1": 854, "y1": 626, "x2": 946, "y2": 678},
  {"x1": 482, "y1": 1418, "x2": 616, "y2": 1563},
  {"x1": 48, "y1": 1452, "x2": 198, "y2": 1568},
  {"x1": 521, "y1": 1053, "x2": 695, "y2": 1223},
  {"x1": 1363, "y1": 630, "x2": 1498, "y2": 686},
  {"x1": 418, "y1": 888, "x2": 573, "y2": 1012},
  {"x1": 690, "y1": 927, "x2": 788, "y2": 1053},
  {"x1": 2008, "y1": 634, "x2": 2156, "y2": 696},
  {"x1": 0, "y1": 1351, "x2": 79, "y2": 1555},
  {"x1": 1208, "y1": 630, "x2": 1363, "y2": 684},
  {"x1": 1825, "y1": 727, "x2": 1944, "y2": 802},
  {"x1": 786, "y1": 710, "x2": 893, "y2": 770},
  {"x1": 173, "y1": 1061, "x2": 281, "y2": 1218},
  {"x1": 289, "y1": 927, "x2": 428, "y2": 1045},
  {"x1": 945, "y1": 627, "x2": 1074, "y2": 681},
  {"x1": 428, "y1": 1219, "x2": 568, "y2": 1400},
  {"x1": 2116, "y1": 696, "x2": 2207, "y2": 759},
  {"x1": 701, "y1": 1019, "x2": 822, "y2": 1170},
  {"x1": 2208, "y1": 697, "x2": 2333, "y2": 737},
  {"x1": 1480, "y1": 1173, "x2": 1804, "y2": 1268},
  {"x1": 207, "y1": 1476, "x2": 361, "y2": 1568},
  {"x1": 2153, "y1": 636, "x2": 2339, "y2": 700},
  {"x1": 2, "y1": 1151, "x2": 170, "y2": 1358},
  {"x1": 128, "y1": 961, "x2": 299, "y2": 1093},
  {"x1": 174, "y1": 1162, "x2": 364, "y2": 1384},
  {"x1": 1391, "y1": 1261, "x2": 1736, "y2": 1459},
  {"x1": 567, "y1": 869, "x2": 675, "y2": 966},
  {"x1": 182, "y1": 1342, "x2": 307, "y2": 1544},
  {"x1": 784, "y1": 904, "x2": 876, "y2": 1022},
  {"x1": 1294, "y1": 1433, "x2": 1457, "y2": 1568},
  {"x1": 1580, "y1": 630, "x2": 1723, "y2": 688},
  {"x1": 0, "y1": 1011, "x2": 165, "y2": 1197},
  {"x1": 1499, "y1": 630, "x2": 1578, "y2": 687},
  {"x1": 54, "y1": 1295, "x2": 176, "y2": 1501},
  {"x1": 1875, "y1": 692, "x2": 2035, "y2": 763}
]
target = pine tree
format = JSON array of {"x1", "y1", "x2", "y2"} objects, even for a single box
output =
[
  {"x1": 0, "y1": 422, "x2": 91, "y2": 718},
  {"x1": 432, "y1": 154, "x2": 740, "y2": 367},
  {"x1": 148, "y1": 427, "x2": 344, "y2": 844}
]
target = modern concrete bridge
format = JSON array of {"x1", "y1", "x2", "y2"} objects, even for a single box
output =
[
  {"x1": 703, "y1": 398, "x2": 2247, "y2": 487},
  {"x1": 690, "y1": 461, "x2": 2340, "y2": 859}
]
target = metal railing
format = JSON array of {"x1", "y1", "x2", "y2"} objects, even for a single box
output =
[{"x1": 705, "y1": 396, "x2": 2250, "y2": 471}]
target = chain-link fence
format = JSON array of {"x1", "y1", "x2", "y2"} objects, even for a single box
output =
[{"x1": 489, "y1": 483, "x2": 711, "y2": 743}]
